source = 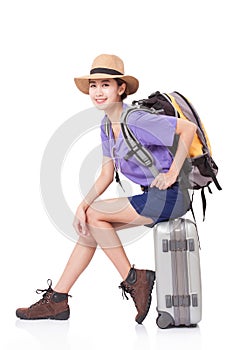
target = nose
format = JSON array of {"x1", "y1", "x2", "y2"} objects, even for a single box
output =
[{"x1": 95, "y1": 84, "x2": 103, "y2": 96}]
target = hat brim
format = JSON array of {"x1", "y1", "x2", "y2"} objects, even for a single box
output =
[{"x1": 74, "y1": 73, "x2": 139, "y2": 95}]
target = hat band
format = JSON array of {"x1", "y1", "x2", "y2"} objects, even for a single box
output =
[{"x1": 90, "y1": 67, "x2": 123, "y2": 76}]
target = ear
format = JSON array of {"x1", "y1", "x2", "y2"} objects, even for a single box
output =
[{"x1": 118, "y1": 82, "x2": 127, "y2": 95}]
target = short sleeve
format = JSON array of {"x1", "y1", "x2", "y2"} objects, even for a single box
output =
[{"x1": 126, "y1": 110, "x2": 177, "y2": 147}]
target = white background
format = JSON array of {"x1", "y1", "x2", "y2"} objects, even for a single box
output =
[{"x1": 1, "y1": 0, "x2": 232, "y2": 349}]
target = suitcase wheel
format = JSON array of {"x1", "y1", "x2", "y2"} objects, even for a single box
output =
[{"x1": 156, "y1": 312, "x2": 174, "y2": 329}]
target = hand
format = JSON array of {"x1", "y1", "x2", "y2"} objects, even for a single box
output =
[
  {"x1": 73, "y1": 204, "x2": 90, "y2": 237},
  {"x1": 150, "y1": 171, "x2": 178, "y2": 190}
]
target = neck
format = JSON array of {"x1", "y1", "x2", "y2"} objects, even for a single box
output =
[{"x1": 105, "y1": 102, "x2": 123, "y2": 124}]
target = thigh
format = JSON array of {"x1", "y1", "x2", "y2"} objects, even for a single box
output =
[{"x1": 87, "y1": 197, "x2": 153, "y2": 227}]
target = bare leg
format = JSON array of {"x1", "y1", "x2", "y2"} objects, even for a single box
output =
[
  {"x1": 85, "y1": 198, "x2": 153, "y2": 280},
  {"x1": 54, "y1": 236, "x2": 97, "y2": 293},
  {"x1": 16, "y1": 199, "x2": 154, "y2": 322},
  {"x1": 54, "y1": 198, "x2": 152, "y2": 292}
]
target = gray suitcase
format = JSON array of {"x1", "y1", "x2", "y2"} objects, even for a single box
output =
[{"x1": 153, "y1": 218, "x2": 202, "y2": 329}]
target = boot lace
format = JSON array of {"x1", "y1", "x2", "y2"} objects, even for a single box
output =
[
  {"x1": 119, "y1": 283, "x2": 138, "y2": 308},
  {"x1": 29, "y1": 279, "x2": 54, "y2": 308}
]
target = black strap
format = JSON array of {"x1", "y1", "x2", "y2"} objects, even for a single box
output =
[
  {"x1": 201, "y1": 188, "x2": 207, "y2": 221},
  {"x1": 114, "y1": 168, "x2": 125, "y2": 192},
  {"x1": 90, "y1": 67, "x2": 123, "y2": 76},
  {"x1": 189, "y1": 191, "x2": 201, "y2": 249},
  {"x1": 206, "y1": 158, "x2": 222, "y2": 191}
]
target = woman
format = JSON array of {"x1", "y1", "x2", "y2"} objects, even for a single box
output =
[{"x1": 16, "y1": 54, "x2": 196, "y2": 324}]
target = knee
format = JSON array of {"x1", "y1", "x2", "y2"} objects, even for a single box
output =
[{"x1": 85, "y1": 205, "x2": 100, "y2": 227}]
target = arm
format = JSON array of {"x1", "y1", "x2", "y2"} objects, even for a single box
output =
[
  {"x1": 73, "y1": 156, "x2": 114, "y2": 235},
  {"x1": 150, "y1": 118, "x2": 197, "y2": 190},
  {"x1": 80, "y1": 156, "x2": 114, "y2": 210}
]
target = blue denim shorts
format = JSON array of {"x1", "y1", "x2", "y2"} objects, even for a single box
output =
[{"x1": 128, "y1": 182, "x2": 190, "y2": 228}]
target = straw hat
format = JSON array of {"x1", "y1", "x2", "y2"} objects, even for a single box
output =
[{"x1": 74, "y1": 54, "x2": 139, "y2": 95}]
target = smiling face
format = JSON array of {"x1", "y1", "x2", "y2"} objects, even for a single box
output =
[{"x1": 88, "y1": 78, "x2": 126, "y2": 111}]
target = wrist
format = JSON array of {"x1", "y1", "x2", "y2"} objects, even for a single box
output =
[
  {"x1": 168, "y1": 167, "x2": 179, "y2": 179},
  {"x1": 81, "y1": 200, "x2": 90, "y2": 212}
]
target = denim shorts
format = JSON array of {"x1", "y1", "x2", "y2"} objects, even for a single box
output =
[{"x1": 128, "y1": 182, "x2": 191, "y2": 228}]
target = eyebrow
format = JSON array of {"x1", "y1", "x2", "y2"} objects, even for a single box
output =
[{"x1": 89, "y1": 79, "x2": 110, "y2": 83}]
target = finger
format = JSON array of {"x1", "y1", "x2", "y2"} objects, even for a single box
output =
[
  {"x1": 80, "y1": 223, "x2": 87, "y2": 236},
  {"x1": 80, "y1": 222, "x2": 91, "y2": 237},
  {"x1": 150, "y1": 179, "x2": 157, "y2": 188},
  {"x1": 151, "y1": 178, "x2": 162, "y2": 188},
  {"x1": 73, "y1": 220, "x2": 84, "y2": 235},
  {"x1": 150, "y1": 174, "x2": 162, "y2": 187}
]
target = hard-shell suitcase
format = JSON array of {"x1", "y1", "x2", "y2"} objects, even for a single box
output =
[{"x1": 153, "y1": 218, "x2": 202, "y2": 329}]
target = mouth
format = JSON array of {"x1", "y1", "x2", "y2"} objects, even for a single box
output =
[{"x1": 95, "y1": 98, "x2": 107, "y2": 105}]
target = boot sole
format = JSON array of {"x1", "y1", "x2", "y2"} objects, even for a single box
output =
[
  {"x1": 16, "y1": 309, "x2": 70, "y2": 321},
  {"x1": 136, "y1": 270, "x2": 156, "y2": 324}
]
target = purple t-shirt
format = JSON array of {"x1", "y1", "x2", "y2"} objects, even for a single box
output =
[{"x1": 100, "y1": 105, "x2": 177, "y2": 186}]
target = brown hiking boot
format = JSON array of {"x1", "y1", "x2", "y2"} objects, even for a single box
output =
[
  {"x1": 16, "y1": 279, "x2": 71, "y2": 320},
  {"x1": 119, "y1": 266, "x2": 155, "y2": 324}
]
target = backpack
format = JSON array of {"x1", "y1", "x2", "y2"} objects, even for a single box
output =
[{"x1": 119, "y1": 91, "x2": 222, "y2": 220}]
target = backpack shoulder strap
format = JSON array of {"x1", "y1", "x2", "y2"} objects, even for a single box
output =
[
  {"x1": 104, "y1": 117, "x2": 111, "y2": 138},
  {"x1": 120, "y1": 106, "x2": 159, "y2": 177}
]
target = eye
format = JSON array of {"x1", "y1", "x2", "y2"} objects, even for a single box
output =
[
  {"x1": 102, "y1": 83, "x2": 110, "y2": 87},
  {"x1": 89, "y1": 83, "x2": 96, "y2": 88}
]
